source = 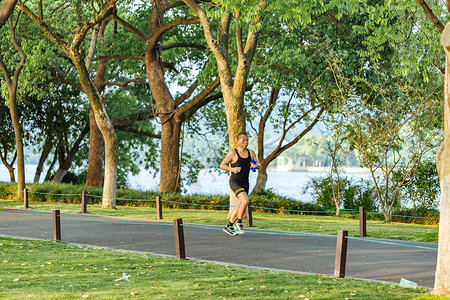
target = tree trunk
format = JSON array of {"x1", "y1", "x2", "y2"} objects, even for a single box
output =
[
  {"x1": 45, "y1": 150, "x2": 58, "y2": 181},
  {"x1": 85, "y1": 105, "x2": 104, "y2": 187},
  {"x1": 144, "y1": 18, "x2": 181, "y2": 192},
  {"x1": 435, "y1": 139, "x2": 450, "y2": 295},
  {"x1": 335, "y1": 205, "x2": 341, "y2": 217},
  {"x1": 9, "y1": 91, "x2": 24, "y2": 201},
  {"x1": 159, "y1": 117, "x2": 182, "y2": 192},
  {"x1": 252, "y1": 161, "x2": 268, "y2": 193},
  {"x1": 0, "y1": 10, "x2": 25, "y2": 201},
  {"x1": 0, "y1": 151, "x2": 16, "y2": 182},
  {"x1": 0, "y1": 0, "x2": 17, "y2": 28},
  {"x1": 72, "y1": 57, "x2": 118, "y2": 208},
  {"x1": 34, "y1": 133, "x2": 53, "y2": 183},
  {"x1": 52, "y1": 123, "x2": 89, "y2": 183},
  {"x1": 52, "y1": 168, "x2": 68, "y2": 182},
  {"x1": 433, "y1": 26, "x2": 450, "y2": 295},
  {"x1": 86, "y1": 21, "x2": 109, "y2": 188}
]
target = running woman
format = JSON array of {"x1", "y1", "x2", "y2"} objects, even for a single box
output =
[{"x1": 220, "y1": 132, "x2": 260, "y2": 235}]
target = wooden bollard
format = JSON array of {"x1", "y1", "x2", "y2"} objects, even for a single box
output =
[
  {"x1": 24, "y1": 188, "x2": 29, "y2": 209},
  {"x1": 359, "y1": 207, "x2": 367, "y2": 237},
  {"x1": 53, "y1": 210, "x2": 61, "y2": 241},
  {"x1": 81, "y1": 191, "x2": 87, "y2": 214},
  {"x1": 245, "y1": 203, "x2": 253, "y2": 228},
  {"x1": 156, "y1": 196, "x2": 163, "y2": 220},
  {"x1": 334, "y1": 230, "x2": 348, "y2": 278},
  {"x1": 174, "y1": 218, "x2": 186, "y2": 260}
]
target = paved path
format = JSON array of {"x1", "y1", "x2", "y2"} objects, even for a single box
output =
[{"x1": 0, "y1": 208, "x2": 437, "y2": 288}]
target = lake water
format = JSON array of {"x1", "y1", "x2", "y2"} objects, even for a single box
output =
[{"x1": 0, "y1": 165, "x2": 371, "y2": 202}]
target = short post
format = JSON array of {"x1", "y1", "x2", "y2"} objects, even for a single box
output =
[
  {"x1": 334, "y1": 230, "x2": 348, "y2": 278},
  {"x1": 174, "y1": 218, "x2": 186, "y2": 260},
  {"x1": 359, "y1": 207, "x2": 366, "y2": 237},
  {"x1": 156, "y1": 196, "x2": 163, "y2": 220},
  {"x1": 53, "y1": 210, "x2": 61, "y2": 241},
  {"x1": 24, "y1": 188, "x2": 29, "y2": 209},
  {"x1": 81, "y1": 191, "x2": 87, "y2": 214},
  {"x1": 245, "y1": 203, "x2": 253, "y2": 228}
]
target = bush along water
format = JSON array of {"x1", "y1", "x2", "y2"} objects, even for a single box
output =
[
  {"x1": 0, "y1": 182, "x2": 325, "y2": 214},
  {"x1": 302, "y1": 175, "x2": 440, "y2": 225}
]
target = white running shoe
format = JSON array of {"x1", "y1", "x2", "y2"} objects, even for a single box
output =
[
  {"x1": 223, "y1": 224, "x2": 237, "y2": 236},
  {"x1": 234, "y1": 222, "x2": 244, "y2": 234}
]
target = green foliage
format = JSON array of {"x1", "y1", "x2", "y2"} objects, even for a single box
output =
[
  {"x1": 303, "y1": 175, "x2": 379, "y2": 211},
  {"x1": 393, "y1": 158, "x2": 440, "y2": 210},
  {"x1": 0, "y1": 97, "x2": 18, "y2": 164}
]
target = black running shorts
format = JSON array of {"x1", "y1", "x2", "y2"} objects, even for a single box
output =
[{"x1": 230, "y1": 179, "x2": 249, "y2": 197}]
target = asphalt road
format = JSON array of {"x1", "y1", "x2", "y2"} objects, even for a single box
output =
[{"x1": 0, "y1": 208, "x2": 438, "y2": 288}]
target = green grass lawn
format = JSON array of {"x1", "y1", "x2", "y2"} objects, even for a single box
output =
[
  {"x1": 0, "y1": 236, "x2": 444, "y2": 300},
  {"x1": 0, "y1": 200, "x2": 439, "y2": 243}
]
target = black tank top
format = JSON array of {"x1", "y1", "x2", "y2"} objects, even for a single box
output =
[{"x1": 230, "y1": 149, "x2": 251, "y2": 183}]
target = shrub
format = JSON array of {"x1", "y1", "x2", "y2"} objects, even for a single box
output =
[{"x1": 303, "y1": 175, "x2": 378, "y2": 211}]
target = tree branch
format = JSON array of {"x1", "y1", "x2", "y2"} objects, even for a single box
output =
[
  {"x1": 161, "y1": 42, "x2": 206, "y2": 51},
  {"x1": 53, "y1": 73, "x2": 84, "y2": 92},
  {"x1": 112, "y1": 14, "x2": 147, "y2": 42},
  {"x1": 235, "y1": 10, "x2": 244, "y2": 61},
  {"x1": 167, "y1": 1, "x2": 185, "y2": 9},
  {"x1": 9, "y1": 16, "x2": 26, "y2": 93},
  {"x1": 116, "y1": 127, "x2": 161, "y2": 139},
  {"x1": 175, "y1": 79, "x2": 198, "y2": 106},
  {"x1": 178, "y1": 77, "x2": 220, "y2": 116},
  {"x1": 103, "y1": 78, "x2": 145, "y2": 87},
  {"x1": 70, "y1": 1, "x2": 117, "y2": 52},
  {"x1": 17, "y1": 4, "x2": 70, "y2": 53},
  {"x1": 94, "y1": 55, "x2": 145, "y2": 61},
  {"x1": 415, "y1": 0, "x2": 444, "y2": 33},
  {"x1": 148, "y1": 17, "x2": 200, "y2": 51},
  {"x1": 111, "y1": 109, "x2": 156, "y2": 128}
]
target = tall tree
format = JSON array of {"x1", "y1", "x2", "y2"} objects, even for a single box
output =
[
  {"x1": 113, "y1": 1, "x2": 222, "y2": 192},
  {"x1": 182, "y1": 0, "x2": 327, "y2": 214},
  {"x1": 386, "y1": 0, "x2": 450, "y2": 296},
  {"x1": 437, "y1": 21, "x2": 450, "y2": 297},
  {"x1": 0, "y1": 95, "x2": 17, "y2": 182},
  {"x1": 0, "y1": 5, "x2": 26, "y2": 200},
  {"x1": 19, "y1": 0, "x2": 119, "y2": 208}
]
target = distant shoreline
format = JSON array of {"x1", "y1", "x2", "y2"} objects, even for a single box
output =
[{"x1": 267, "y1": 167, "x2": 373, "y2": 173}]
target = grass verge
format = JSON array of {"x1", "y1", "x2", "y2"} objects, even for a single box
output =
[{"x1": 1, "y1": 236, "x2": 443, "y2": 299}]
